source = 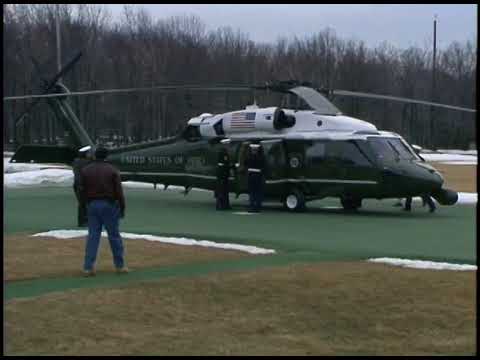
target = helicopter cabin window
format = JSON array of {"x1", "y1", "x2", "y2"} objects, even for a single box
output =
[
  {"x1": 306, "y1": 141, "x2": 326, "y2": 165},
  {"x1": 340, "y1": 141, "x2": 371, "y2": 166},
  {"x1": 324, "y1": 141, "x2": 370, "y2": 166},
  {"x1": 183, "y1": 125, "x2": 202, "y2": 142}
]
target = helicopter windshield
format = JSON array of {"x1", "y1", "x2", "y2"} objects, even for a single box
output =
[
  {"x1": 288, "y1": 86, "x2": 341, "y2": 115},
  {"x1": 368, "y1": 137, "x2": 419, "y2": 162}
]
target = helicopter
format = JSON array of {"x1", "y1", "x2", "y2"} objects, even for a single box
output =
[{"x1": 5, "y1": 52, "x2": 475, "y2": 212}]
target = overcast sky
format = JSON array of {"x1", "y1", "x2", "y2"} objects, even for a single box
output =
[{"x1": 104, "y1": 4, "x2": 477, "y2": 49}]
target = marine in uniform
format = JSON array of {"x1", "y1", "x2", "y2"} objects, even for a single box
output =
[
  {"x1": 404, "y1": 194, "x2": 436, "y2": 213},
  {"x1": 421, "y1": 194, "x2": 436, "y2": 213},
  {"x1": 215, "y1": 139, "x2": 232, "y2": 210},
  {"x1": 72, "y1": 145, "x2": 92, "y2": 227},
  {"x1": 245, "y1": 143, "x2": 265, "y2": 212}
]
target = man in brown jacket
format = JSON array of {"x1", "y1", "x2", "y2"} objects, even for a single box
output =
[{"x1": 79, "y1": 146, "x2": 127, "y2": 276}]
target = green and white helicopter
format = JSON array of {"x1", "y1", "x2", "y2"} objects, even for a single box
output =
[{"x1": 6, "y1": 52, "x2": 475, "y2": 212}]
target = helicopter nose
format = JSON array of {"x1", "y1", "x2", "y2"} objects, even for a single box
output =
[
  {"x1": 382, "y1": 163, "x2": 443, "y2": 194},
  {"x1": 411, "y1": 164, "x2": 444, "y2": 193}
]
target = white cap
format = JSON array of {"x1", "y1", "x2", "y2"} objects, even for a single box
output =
[
  {"x1": 79, "y1": 145, "x2": 91, "y2": 153},
  {"x1": 249, "y1": 144, "x2": 260, "y2": 148},
  {"x1": 220, "y1": 139, "x2": 231, "y2": 144}
]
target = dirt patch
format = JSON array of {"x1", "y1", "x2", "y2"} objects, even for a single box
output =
[
  {"x1": 428, "y1": 162, "x2": 476, "y2": 193},
  {"x1": 4, "y1": 233, "x2": 250, "y2": 281},
  {"x1": 4, "y1": 261, "x2": 476, "y2": 356}
]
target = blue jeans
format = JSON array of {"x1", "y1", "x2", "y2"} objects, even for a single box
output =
[{"x1": 84, "y1": 200, "x2": 125, "y2": 271}]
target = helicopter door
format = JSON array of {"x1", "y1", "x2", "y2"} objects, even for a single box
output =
[
  {"x1": 260, "y1": 139, "x2": 287, "y2": 180},
  {"x1": 234, "y1": 140, "x2": 287, "y2": 196},
  {"x1": 234, "y1": 141, "x2": 251, "y2": 194}
]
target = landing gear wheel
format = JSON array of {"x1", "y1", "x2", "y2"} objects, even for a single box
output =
[
  {"x1": 284, "y1": 189, "x2": 306, "y2": 212},
  {"x1": 341, "y1": 197, "x2": 362, "y2": 211}
]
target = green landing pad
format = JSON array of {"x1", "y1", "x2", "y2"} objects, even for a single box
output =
[
  {"x1": 4, "y1": 186, "x2": 476, "y2": 299},
  {"x1": 5, "y1": 186, "x2": 476, "y2": 265}
]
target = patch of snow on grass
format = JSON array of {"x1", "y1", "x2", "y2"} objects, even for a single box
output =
[
  {"x1": 440, "y1": 161, "x2": 477, "y2": 165},
  {"x1": 396, "y1": 193, "x2": 476, "y2": 205},
  {"x1": 32, "y1": 229, "x2": 276, "y2": 255},
  {"x1": 4, "y1": 157, "x2": 69, "y2": 173},
  {"x1": 458, "y1": 192, "x2": 477, "y2": 204},
  {"x1": 368, "y1": 258, "x2": 476, "y2": 271},
  {"x1": 122, "y1": 181, "x2": 155, "y2": 189},
  {"x1": 4, "y1": 169, "x2": 74, "y2": 188},
  {"x1": 436, "y1": 149, "x2": 477, "y2": 156},
  {"x1": 421, "y1": 153, "x2": 477, "y2": 163},
  {"x1": 3, "y1": 169, "x2": 210, "y2": 192}
]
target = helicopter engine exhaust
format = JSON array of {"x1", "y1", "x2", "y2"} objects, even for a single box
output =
[
  {"x1": 431, "y1": 188, "x2": 459, "y2": 206},
  {"x1": 273, "y1": 108, "x2": 296, "y2": 129}
]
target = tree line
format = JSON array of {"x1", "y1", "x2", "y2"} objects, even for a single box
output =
[{"x1": 3, "y1": 4, "x2": 477, "y2": 149}]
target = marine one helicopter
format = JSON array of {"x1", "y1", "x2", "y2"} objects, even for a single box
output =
[{"x1": 6, "y1": 52, "x2": 475, "y2": 212}]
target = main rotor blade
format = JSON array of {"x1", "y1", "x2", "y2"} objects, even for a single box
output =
[
  {"x1": 12, "y1": 51, "x2": 83, "y2": 126},
  {"x1": 333, "y1": 89, "x2": 476, "y2": 113},
  {"x1": 4, "y1": 85, "x2": 252, "y2": 101}
]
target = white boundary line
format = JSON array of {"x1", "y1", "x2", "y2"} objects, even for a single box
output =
[
  {"x1": 368, "y1": 258, "x2": 476, "y2": 271},
  {"x1": 32, "y1": 230, "x2": 276, "y2": 255}
]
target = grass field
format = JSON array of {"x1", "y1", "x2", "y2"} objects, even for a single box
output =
[
  {"x1": 5, "y1": 262, "x2": 476, "y2": 355},
  {"x1": 430, "y1": 162, "x2": 476, "y2": 193},
  {"x1": 3, "y1": 163, "x2": 477, "y2": 355}
]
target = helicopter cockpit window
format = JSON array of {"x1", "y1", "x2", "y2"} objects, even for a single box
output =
[
  {"x1": 368, "y1": 137, "x2": 417, "y2": 162},
  {"x1": 306, "y1": 141, "x2": 326, "y2": 165},
  {"x1": 367, "y1": 137, "x2": 396, "y2": 162},
  {"x1": 368, "y1": 137, "x2": 417, "y2": 161},
  {"x1": 183, "y1": 125, "x2": 202, "y2": 142},
  {"x1": 387, "y1": 138, "x2": 419, "y2": 160}
]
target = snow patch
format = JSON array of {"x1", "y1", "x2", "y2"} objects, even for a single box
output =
[
  {"x1": 435, "y1": 149, "x2": 477, "y2": 156},
  {"x1": 457, "y1": 192, "x2": 477, "y2": 204},
  {"x1": 32, "y1": 230, "x2": 276, "y2": 255},
  {"x1": 122, "y1": 181, "x2": 155, "y2": 189},
  {"x1": 368, "y1": 258, "x2": 476, "y2": 271},
  {"x1": 4, "y1": 169, "x2": 74, "y2": 188},
  {"x1": 394, "y1": 193, "x2": 476, "y2": 205},
  {"x1": 440, "y1": 161, "x2": 477, "y2": 165},
  {"x1": 421, "y1": 153, "x2": 477, "y2": 163},
  {"x1": 4, "y1": 157, "x2": 69, "y2": 173},
  {"x1": 3, "y1": 169, "x2": 209, "y2": 192}
]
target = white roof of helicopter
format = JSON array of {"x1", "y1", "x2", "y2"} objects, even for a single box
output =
[{"x1": 187, "y1": 107, "x2": 404, "y2": 142}]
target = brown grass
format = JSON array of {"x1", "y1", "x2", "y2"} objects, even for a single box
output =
[
  {"x1": 4, "y1": 262, "x2": 476, "y2": 356},
  {"x1": 428, "y1": 162, "x2": 476, "y2": 193},
  {"x1": 4, "y1": 234, "x2": 249, "y2": 281}
]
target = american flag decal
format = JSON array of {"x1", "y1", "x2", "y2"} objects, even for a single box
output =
[{"x1": 231, "y1": 112, "x2": 256, "y2": 129}]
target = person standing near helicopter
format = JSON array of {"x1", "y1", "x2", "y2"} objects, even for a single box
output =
[
  {"x1": 72, "y1": 145, "x2": 93, "y2": 227},
  {"x1": 404, "y1": 194, "x2": 436, "y2": 213},
  {"x1": 245, "y1": 143, "x2": 266, "y2": 212},
  {"x1": 215, "y1": 139, "x2": 232, "y2": 210}
]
